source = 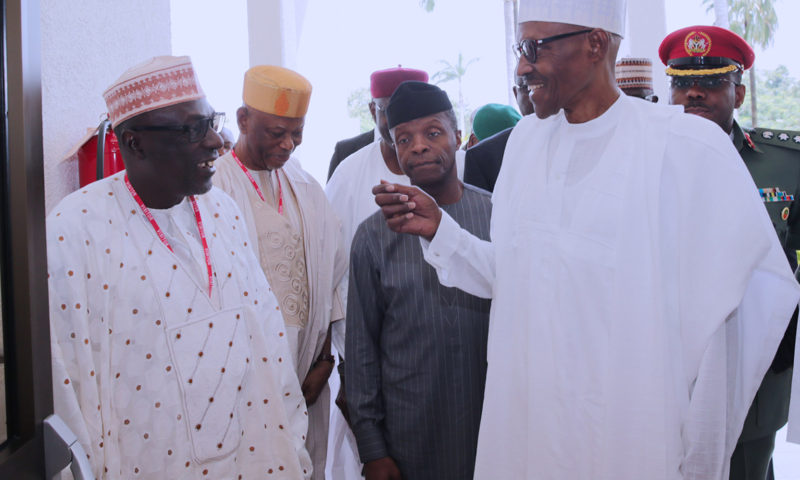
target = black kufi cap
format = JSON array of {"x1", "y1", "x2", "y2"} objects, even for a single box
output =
[{"x1": 386, "y1": 81, "x2": 452, "y2": 130}]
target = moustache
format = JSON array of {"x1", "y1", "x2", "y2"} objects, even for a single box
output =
[{"x1": 684, "y1": 102, "x2": 710, "y2": 111}]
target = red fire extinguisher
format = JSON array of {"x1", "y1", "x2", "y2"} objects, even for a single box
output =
[{"x1": 77, "y1": 117, "x2": 124, "y2": 187}]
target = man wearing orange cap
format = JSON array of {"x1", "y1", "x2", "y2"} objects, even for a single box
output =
[
  {"x1": 661, "y1": 25, "x2": 800, "y2": 480},
  {"x1": 47, "y1": 56, "x2": 312, "y2": 478},
  {"x1": 213, "y1": 65, "x2": 346, "y2": 479}
]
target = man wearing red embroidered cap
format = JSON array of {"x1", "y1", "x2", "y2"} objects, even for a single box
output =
[
  {"x1": 326, "y1": 67, "x2": 428, "y2": 264},
  {"x1": 46, "y1": 56, "x2": 312, "y2": 478},
  {"x1": 662, "y1": 26, "x2": 800, "y2": 480}
]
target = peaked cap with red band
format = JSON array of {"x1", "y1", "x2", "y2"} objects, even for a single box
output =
[
  {"x1": 658, "y1": 25, "x2": 755, "y2": 77},
  {"x1": 370, "y1": 67, "x2": 429, "y2": 99}
]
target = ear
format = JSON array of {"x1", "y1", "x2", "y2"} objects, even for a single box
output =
[
  {"x1": 368, "y1": 101, "x2": 377, "y2": 123},
  {"x1": 586, "y1": 29, "x2": 609, "y2": 62},
  {"x1": 734, "y1": 83, "x2": 746, "y2": 109},
  {"x1": 236, "y1": 106, "x2": 248, "y2": 134},
  {"x1": 454, "y1": 129, "x2": 463, "y2": 150},
  {"x1": 119, "y1": 130, "x2": 145, "y2": 158}
]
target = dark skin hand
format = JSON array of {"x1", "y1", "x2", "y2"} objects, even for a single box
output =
[
  {"x1": 372, "y1": 181, "x2": 442, "y2": 241},
  {"x1": 301, "y1": 326, "x2": 334, "y2": 406},
  {"x1": 335, "y1": 364, "x2": 352, "y2": 427},
  {"x1": 364, "y1": 457, "x2": 403, "y2": 480}
]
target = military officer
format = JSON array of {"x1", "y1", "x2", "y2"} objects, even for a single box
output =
[{"x1": 661, "y1": 25, "x2": 799, "y2": 480}]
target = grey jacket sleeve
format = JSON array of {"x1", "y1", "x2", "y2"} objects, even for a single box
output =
[{"x1": 345, "y1": 222, "x2": 389, "y2": 463}]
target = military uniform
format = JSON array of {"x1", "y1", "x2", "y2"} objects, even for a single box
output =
[
  {"x1": 732, "y1": 121, "x2": 799, "y2": 480},
  {"x1": 659, "y1": 24, "x2": 799, "y2": 480}
]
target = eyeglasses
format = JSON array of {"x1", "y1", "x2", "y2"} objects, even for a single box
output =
[
  {"x1": 128, "y1": 112, "x2": 226, "y2": 143},
  {"x1": 512, "y1": 29, "x2": 593, "y2": 64},
  {"x1": 670, "y1": 77, "x2": 738, "y2": 90}
]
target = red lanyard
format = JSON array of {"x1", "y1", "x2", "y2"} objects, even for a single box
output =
[
  {"x1": 124, "y1": 175, "x2": 214, "y2": 297},
  {"x1": 231, "y1": 149, "x2": 284, "y2": 215}
]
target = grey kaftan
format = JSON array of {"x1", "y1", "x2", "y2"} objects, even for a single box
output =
[{"x1": 346, "y1": 185, "x2": 491, "y2": 480}]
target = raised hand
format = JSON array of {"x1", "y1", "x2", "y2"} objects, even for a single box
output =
[{"x1": 372, "y1": 181, "x2": 441, "y2": 241}]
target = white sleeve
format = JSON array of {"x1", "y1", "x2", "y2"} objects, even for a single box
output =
[
  {"x1": 790, "y1": 327, "x2": 800, "y2": 443},
  {"x1": 420, "y1": 210, "x2": 495, "y2": 299}
]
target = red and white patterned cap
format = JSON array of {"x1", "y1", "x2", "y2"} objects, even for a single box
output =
[
  {"x1": 615, "y1": 57, "x2": 654, "y2": 90},
  {"x1": 103, "y1": 55, "x2": 205, "y2": 127}
]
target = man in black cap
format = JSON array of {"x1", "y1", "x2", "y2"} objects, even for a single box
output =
[
  {"x1": 662, "y1": 25, "x2": 800, "y2": 480},
  {"x1": 345, "y1": 81, "x2": 491, "y2": 480}
]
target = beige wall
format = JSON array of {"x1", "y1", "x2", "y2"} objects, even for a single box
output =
[{"x1": 40, "y1": 0, "x2": 172, "y2": 213}]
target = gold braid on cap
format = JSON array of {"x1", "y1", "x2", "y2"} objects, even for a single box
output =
[{"x1": 665, "y1": 64, "x2": 739, "y2": 76}]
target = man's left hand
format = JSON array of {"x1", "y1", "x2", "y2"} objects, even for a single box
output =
[{"x1": 302, "y1": 361, "x2": 334, "y2": 406}]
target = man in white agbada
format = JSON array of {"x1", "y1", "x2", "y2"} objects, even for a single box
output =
[
  {"x1": 213, "y1": 65, "x2": 346, "y2": 480},
  {"x1": 372, "y1": 1, "x2": 800, "y2": 478},
  {"x1": 48, "y1": 56, "x2": 312, "y2": 479}
]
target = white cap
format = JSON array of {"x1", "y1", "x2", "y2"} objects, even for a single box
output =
[
  {"x1": 103, "y1": 55, "x2": 205, "y2": 127},
  {"x1": 518, "y1": 0, "x2": 627, "y2": 37}
]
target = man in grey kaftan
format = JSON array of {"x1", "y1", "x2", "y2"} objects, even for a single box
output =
[{"x1": 346, "y1": 81, "x2": 491, "y2": 480}]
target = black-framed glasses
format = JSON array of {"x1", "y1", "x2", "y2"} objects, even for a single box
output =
[
  {"x1": 670, "y1": 76, "x2": 737, "y2": 90},
  {"x1": 512, "y1": 29, "x2": 593, "y2": 64},
  {"x1": 128, "y1": 111, "x2": 226, "y2": 143}
]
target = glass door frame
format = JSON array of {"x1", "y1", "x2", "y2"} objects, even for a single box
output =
[{"x1": 0, "y1": 0, "x2": 53, "y2": 477}]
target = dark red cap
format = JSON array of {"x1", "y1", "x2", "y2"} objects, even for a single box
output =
[
  {"x1": 370, "y1": 67, "x2": 428, "y2": 99},
  {"x1": 658, "y1": 25, "x2": 755, "y2": 76}
]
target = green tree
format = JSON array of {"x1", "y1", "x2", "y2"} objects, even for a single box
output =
[
  {"x1": 703, "y1": 0, "x2": 779, "y2": 127},
  {"x1": 419, "y1": 0, "x2": 435, "y2": 12},
  {"x1": 347, "y1": 87, "x2": 374, "y2": 133},
  {"x1": 432, "y1": 53, "x2": 480, "y2": 134},
  {"x1": 737, "y1": 65, "x2": 800, "y2": 130}
]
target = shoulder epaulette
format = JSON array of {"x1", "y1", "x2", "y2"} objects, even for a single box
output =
[{"x1": 749, "y1": 127, "x2": 800, "y2": 151}]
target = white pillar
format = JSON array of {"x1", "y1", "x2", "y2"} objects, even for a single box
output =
[
  {"x1": 247, "y1": 0, "x2": 309, "y2": 69},
  {"x1": 626, "y1": 0, "x2": 669, "y2": 102}
]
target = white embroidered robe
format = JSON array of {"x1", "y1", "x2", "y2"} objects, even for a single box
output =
[{"x1": 47, "y1": 172, "x2": 312, "y2": 479}]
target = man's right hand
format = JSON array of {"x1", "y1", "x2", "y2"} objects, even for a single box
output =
[
  {"x1": 372, "y1": 181, "x2": 441, "y2": 241},
  {"x1": 363, "y1": 457, "x2": 403, "y2": 480}
]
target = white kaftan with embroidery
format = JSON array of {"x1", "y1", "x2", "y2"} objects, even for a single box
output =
[{"x1": 48, "y1": 172, "x2": 311, "y2": 479}]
